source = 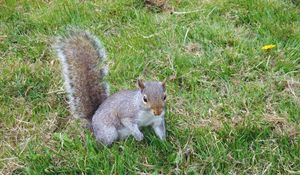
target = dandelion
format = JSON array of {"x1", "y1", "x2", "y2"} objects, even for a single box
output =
[{"x1": 262, "y1": 44, "x2": 276, "y2": 50}]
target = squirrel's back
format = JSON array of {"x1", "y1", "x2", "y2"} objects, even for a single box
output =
[{"x1": 54, "y1": 30, "x2": 109, "y2": 121}]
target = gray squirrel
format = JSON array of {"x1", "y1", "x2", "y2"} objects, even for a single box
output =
[{"x1": 53, "y1": 29, "x2": 167, "y2": 145}]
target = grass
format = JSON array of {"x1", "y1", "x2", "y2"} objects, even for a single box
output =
[{"x1": 0, "y1": 0, "x2": 299, "y2": 174}]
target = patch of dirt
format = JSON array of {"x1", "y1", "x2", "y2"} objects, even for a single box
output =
[
  {"x1": 263, "y1": 115, "x2": 299, "y2": 138},
  {"x1": 199, "y1": 118, "x2": 223, "y2": 131},
  {"x1": 0, "y1": 159, "x2": 24, "y2": 175},
  {"x1": 264, "y1": 91, "x2": 299, "y2": 137},
  {"x1": 198, "y1": 115, "x2": 244, "y2": 131},
  {"x1": 144, "y1": 0, "x2": 173, "y2": 13},
  {"x1": 283, "y1": 78, "x2": 300, "y2": 103},
  {"x1": 171, "y1": 96, "x2": 189, "y2": 116},
  {"x1": 196, "y1": 114, "x2": 299, "y2": 138},
  {"x1": 0, "y1": 35, "x2": 7, "y2": 42},
  {"x1": 104, "y1": 27, "x2": 121, "y2": 37},
  {"x1": 184, "y1": 42, "x2": 203, "y2": 56}
]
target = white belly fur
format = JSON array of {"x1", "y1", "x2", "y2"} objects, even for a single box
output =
[
  {"x1": 137, "y1": 111, "x2": 164, "y2": 127},
  {"x1": 117, "y1": 111, "x2": 164, "y2": 139}
]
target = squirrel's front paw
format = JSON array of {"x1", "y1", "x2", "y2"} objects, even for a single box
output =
[{"x1": 134, "y1": 132, "x2": 144, "y2": 141}]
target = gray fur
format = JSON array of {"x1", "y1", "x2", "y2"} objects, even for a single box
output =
[
  {"x1": 53, "y1": 29, "x2": 109, "y2": 121},
  {"x1": 54, "y1": 29, "x2": 167, "y2": 146},
  {"x1": 92, "y1": 82, "x2": 166, "y2": 145}
]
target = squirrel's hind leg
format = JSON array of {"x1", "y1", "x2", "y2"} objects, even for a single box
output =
[{"x1": 93, "y1": 123, "x2": 118, "y2": 146}]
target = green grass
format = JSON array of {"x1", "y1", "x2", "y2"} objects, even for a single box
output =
[{"x1": 1, "y1": 0, "x2": 300, "y2": 174}]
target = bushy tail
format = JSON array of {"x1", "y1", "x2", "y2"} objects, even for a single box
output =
[{"x1": 54, "y1": 30, "x2": 109, "y2": 121}]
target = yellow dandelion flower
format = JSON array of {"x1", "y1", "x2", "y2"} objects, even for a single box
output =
[{"x1": 262, "y1": 44, "x2": 276, "y2": 50}]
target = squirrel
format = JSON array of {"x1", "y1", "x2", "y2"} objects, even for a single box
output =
[{"x1": 53, "y1": 29, "x2": 167, "y2": 145}]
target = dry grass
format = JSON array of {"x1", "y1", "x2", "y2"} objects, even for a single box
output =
[{"x1": 1, "y1": 0, "x2": 300, "y2": 174}]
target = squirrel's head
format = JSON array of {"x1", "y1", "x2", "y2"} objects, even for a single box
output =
[{"x1": 137, "y1": 79, "x2": 166, "y2": 116}]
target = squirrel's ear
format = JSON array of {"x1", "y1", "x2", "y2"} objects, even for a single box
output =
[
  {"x1": 137, "y1": 79, "x2": 145, "y2": 90},
  {"x1": 161, "y1": 79, "x2": 166, "y2": 91}
]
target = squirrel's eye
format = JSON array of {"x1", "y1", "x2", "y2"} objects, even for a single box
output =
[
  {"x1": 143, "y1": 96, "x2": 148, "y2": 103},
  {"x1": 163, "y1": 94, "x2": 167, "y2": 101}
]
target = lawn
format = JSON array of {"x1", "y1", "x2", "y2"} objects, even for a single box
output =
[{"x1": 1, "y1": 0, "x2": 300, "y2": 174}]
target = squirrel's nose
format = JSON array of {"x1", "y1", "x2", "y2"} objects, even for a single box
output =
[{"x1": 153, "y1": 109, "x2": 162, "y2": 116}]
